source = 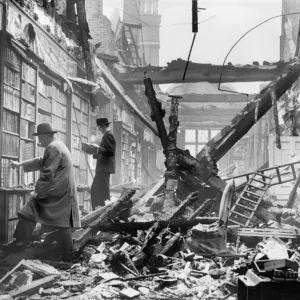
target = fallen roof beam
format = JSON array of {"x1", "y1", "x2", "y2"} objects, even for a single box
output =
[
  {"x1": 115, "y1": 66, "x2": 282, "y2": 85},
  {"x1": 166, "y1": 94, "x2": 256, "y2": 102}
]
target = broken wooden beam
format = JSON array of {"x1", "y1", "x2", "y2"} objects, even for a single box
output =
[
  {"x1": 165, "y1": 95, "x2": 180, "y2": 180},
  {"x1": 9, "y1": 275, "x2": 58, "y2": 299},
  {"x1": 72, "y1": 189, "x2": 136, "y2": 251},
  {"x1": 188, "y1": 198, "x2": 214, "y2": 220},
  {"x1": 197, "y1": 59, "x2": 300, "y2": 170},
  {"x1": 170, "y1": 191, "x2": 199, "y2": 219}
]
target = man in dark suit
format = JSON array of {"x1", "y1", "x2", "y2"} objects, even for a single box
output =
[{"x1": 91, "y1": 118, "x2": 116, "y2": 210}]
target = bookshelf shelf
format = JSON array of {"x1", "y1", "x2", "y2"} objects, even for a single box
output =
[
  {"x1": 21, "y1": 78, "x2": 35, "y2": 87},
  {"x1": 2, "y1": 155, "x2": 19, "y2": 159},
  {"x1": 21, "y1": 96, "x2": 35, "y2": 104},
  {"x1": 3, "y1": 106, "x2": 20, "y2": 114},
  {"x1": 20, "y1": 137, "x2": 35, "y2": 143},
  {"x1": 38, "y1": 92, "x2": 52, "y2": 102},
  {"x1": 4, "y1": 82, "x2": 20, "y2": 92},
  {"x1": 5, "y1": 62, "x2": 20, "y2": 73},
  {"x1": 38, "y1": 107, "x2": 52, "y2": 115},
  {"x1": 2, "y1": 130, "x2": 19, "y2": 137},
  {"x1": 20, "y1": 117, "x2": 35, "y2": 123}
]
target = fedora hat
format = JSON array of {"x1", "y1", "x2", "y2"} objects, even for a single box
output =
[
  {"x1": 33, "y1": 123, "x2": 58, "y2": 136},
  {"x1": 96, "y1": 118, "x2": 111, "y2": 126}
]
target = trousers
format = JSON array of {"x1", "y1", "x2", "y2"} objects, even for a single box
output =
[
  {"x1": 91, "y1": 172, "x2": 111, "y2": 210},
  {"x1": 13, "y1": 215, "x2": 73, "y2": 258}
]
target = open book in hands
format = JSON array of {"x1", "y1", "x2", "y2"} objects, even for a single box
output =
[{"x1": 81, "y1": 142, "x2": 100, "y2": 155}]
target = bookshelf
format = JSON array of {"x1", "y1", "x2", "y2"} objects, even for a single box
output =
[
  {"x1": 0, "y1": 45, "x2": 92, "y2": 243},
  {"x1": 113, "y1": 121, "x2": 138, "y2": 185}
]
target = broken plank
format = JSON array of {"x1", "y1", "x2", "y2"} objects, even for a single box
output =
[
  {"x1": 170, "y1": 191, "x2": 199, "y2": 219},
  {"x1": 22, "y1": 260, "x2": 61, "y2": 277},
  {"x1": 9, "y1": 275, "x2": 58, "y2": 298},
  {"x1": 0, "y1": 260, "x2": 25, "y2": 284}
]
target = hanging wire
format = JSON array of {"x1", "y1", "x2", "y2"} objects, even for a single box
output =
[{"x1": 218, "y1": 12, "x2": 300, "y2": 96}]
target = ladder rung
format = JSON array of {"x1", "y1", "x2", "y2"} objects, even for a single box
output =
[
  {"x1": 246, "y1": 184, "x2": 268, "y2": 191},
  {"x1": 250, "y1": 177, "x2": 270, "y2": 185},
  {"x1": 239, "y1": 196, "x2": 259, "y2": 204},
  {"x1": 230, "y1": 210, "x2": 251, "y2": 219},
  {"x1": 243, "y1": 190, "x2": 262, "y2": 197},
  {"x1": 254, "y1": 172, "x2": 273, "y2": 179},
  {"x1": 234, "y1": 203, "x2": 256, "y2": 212},
  {"x1": 228, "y1": 218, "x2": 246, "y2": 226}
]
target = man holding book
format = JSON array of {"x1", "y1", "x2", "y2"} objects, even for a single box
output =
[
  {"x1": 0, "y1": 123, "x2": 80, "y2": 262},
  {"x1": 83, "y1": 118, "x2": 116, "y2": 210}
]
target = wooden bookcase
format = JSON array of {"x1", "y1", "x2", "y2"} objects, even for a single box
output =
[
  {"x1": 0, "y1": 45, "x2": 91, "y2": 243},
  {"x1": 113, "y1": 121, "x2": 138, "y2": 185}
]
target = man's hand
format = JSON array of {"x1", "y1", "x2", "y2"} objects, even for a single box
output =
[
  {"x1": 89, "y1": 143, "x2": 100, "y2": 149},
  {"x1": 29, "y1": 191, "x2": 37, "y2": 199},
  {"x1": 10, "y1": 160, "x2": 22, "y2": 169}
]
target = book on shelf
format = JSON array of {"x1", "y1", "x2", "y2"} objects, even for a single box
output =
[
  {"x1": 3, "y1": 109, "x2": 19, "y2": 134},
  {"x1": 2, "y1": 132, "x2": 19, "y2": 157},
  {"x1": 3, "y1": 84, "x2": 20, "y2": 112},
  {"x1": 1, "y1": 158, "x2": 19, "y2": 187}
]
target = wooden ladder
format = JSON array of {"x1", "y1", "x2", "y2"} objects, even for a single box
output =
[
  {"x1": 228, "y1": 172, "x2": 273, "y2": 226},
  {"x1": 224, "y1": 161, "x2": 300, "y2": 187}
]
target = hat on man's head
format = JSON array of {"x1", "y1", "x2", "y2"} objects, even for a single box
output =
[
  {"x1": 33, "y1": 123, "x2": 58, "y2": 136},
  {"x1": 96, "y1": 118, "x2": 111, "y2": 126}
]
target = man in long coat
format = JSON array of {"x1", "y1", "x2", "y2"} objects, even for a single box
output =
[
  {"x1": 90, "y1": 118, "x2": 116, "y2": 210},
  {"x1": 0, "y1": 123, "x2": 80, "y2": 261}
]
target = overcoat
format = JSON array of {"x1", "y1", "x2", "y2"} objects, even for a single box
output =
[
  {"x1": 18, "y1": 138, "x2": 81, "y2": 228},
  {"x1": 94, "y1": 130, "x2": 116, "y2": 173}
]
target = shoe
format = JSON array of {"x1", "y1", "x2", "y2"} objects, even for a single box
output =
[
  {"x1": 0, "y1": 249, "x2": 8, "y2": 260},
  {"x1": 2, "y1": 241, "x2": 27, "y2": 253}
]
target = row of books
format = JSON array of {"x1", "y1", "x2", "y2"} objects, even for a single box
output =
[
  {"x1": 3, "y1": 84, "x2": 20, "y2": 112},
  {"x1": 5, "y1": 48, "x2": 21, "y2": 70},
  {"x1": 3, "y1": 109, "x2": 19, "y2": 134},
  {"x1": 8, "y1": 194, "x2": 25, "y2": 219},
  {"x1": 22, "y1": 62, "x2": 36, "y2": 86},
  {"x1": 38, "y1": 77, "x2": 52, "y2": 98},
  {"x1": 21, "y1": 100, "x2": 36, "y2": 122},
  {"x1": 38, "y1": 93, "x2": 52, "y2": 112},
  {"x1": 21, "y1": 81, "x2": 36, "y2": 103},
  {"x1": 1, "y1": 158, "x2": 19, "y2": 187},
  {"x1": 20, "y1": 169, "x2": 35, "y2": 186},
  {"x1": 20, "y1": 140, "x2": 35, "y2": 161},
  {"x1": 4, "y1": 66, "x2": 20, "y2": 89},
  {"x1": 53, "y1": 115, "x2": 67, "y2": 131},
  {"x1": 38, "y1": 112, "x2": 51, "y2": 124},
  {"x1": 2, "y1": 132, "x2": 19, "y2": 157},
  {"x1": 20, "y1": 119, "x2": 35, "y2": 139},
  {"x1": 53, "y1": 101, "x2": 67, "y2": 118}
]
